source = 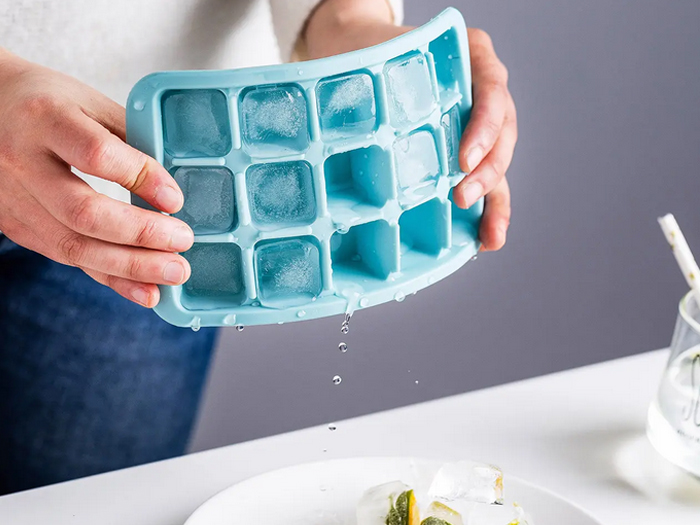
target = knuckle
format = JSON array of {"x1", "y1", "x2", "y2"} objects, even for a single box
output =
[
  {"x1": 471, "y1": 27, "x2": 493, "y2": 47},
  {"x1": 124, "y1": 253, "x2": 143, "y2": 280},
  {"x1": 134, "y1": 218, "x2": 160, "y2": 247},
  {"x1": 82, "y1": 135, "x2": 112, "y2": 173},
  {"x1": 19, "y1": 93, "x2": 62, "y2": 118},
  {"x1": 56, "y1": 232, "x2": 87, "y2": 266},
  {"x1": 123, "y1": 156, "x2": 150, "y2": 193},
  {"x1": 68, "y1": 195, "x2": 101, "y2": 233}
]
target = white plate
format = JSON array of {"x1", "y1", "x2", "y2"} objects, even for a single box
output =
[{"x1": 184, "y1": 457, "x2": 602, "y2": 525}]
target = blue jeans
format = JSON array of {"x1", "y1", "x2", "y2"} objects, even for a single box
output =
[{"x1": 0, "y1": 236, "x2": 218, "y2": 495}]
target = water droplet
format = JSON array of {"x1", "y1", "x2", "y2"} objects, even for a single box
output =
[
  {"x1": 359, "y1": 297, "x2": 369, "y2": 308},
  {"x1": 252, "y1": 301, "x2": 260, "y2": 307},
  {"x1": 236, "y1": 325, "x2": 244, "y2": 332},
  {"x1": 415, "y1": 380, "x2": 419, "y2": 385},
  {"x1": 328, "y1": 424, "x2": 337, "y2": 431},
  {"x1": 339, "y1": 342, "x2": 348, "y2": 353},
  {"x1": 224, "y1": 314, "x2": 237, "y2": 325},
  {"x1": 444, "y1": 35, "x2": 449, "y2": 40},
  {"x1": 447, "y1": 54, "x2": 453, "y2": 60},
  {"x1": 277, "y1": 321, "x2": 283, "y2": 325},
  {"x1": 298, "y1": 69, "x2": 304, "y2": 76},
  {"x1": 341, "y1": 325, "x2": 349, "y2": 334},
  {"x1": 340, "y1": 312, "x2": 351, "y2": 334},
  {"x1": 191, "y1": 326, "x2": 200, "y2": 332},
  {"x1": 337, "y1": 225, "x2": 349, "y2": 234},
  {"x1": 297, "y1": 310, "x2": 306, "y2": 318},
  {"x1": 311, "y1": 297, "x2": 317, "y2": 302},
  {"x1": 351, "y1": 254, "x2": 362, "y2": 262},
  {"x1": 470, "y1": 255, "x2": 478, "y2": 262},
  {"x1": 319, "y1": 485, "x2": 327, "y2": 492},
  {"x1": 395, "y1": 291, "x2": 406, "y2": 302},
  {"x1": 366, "y1": 133, "x2": 373, "y2": 139},
  {"x1": 191, "y1": 317, "x2": 201, "y2": 331},
  {"x1": 132, "y1": 99, "x2": 145, "y2": 111},
  {"x1": 332, "y1": 375, "x2": 342, "y2": 385},
  {"x1": 323, "y1": 448, "x2": 327, "y2": 453}
]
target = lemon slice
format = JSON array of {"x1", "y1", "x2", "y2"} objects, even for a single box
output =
[
  {"x1": 386, "y1": 490, "x2": 419, "y2": 525},
  {"x1": 420, "y1": 501, "x2": 464, "y2": 525}
]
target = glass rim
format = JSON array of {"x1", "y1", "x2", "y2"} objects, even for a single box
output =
[{"x1": 680, "y1": 291, "x2": 700, "y2": 335}]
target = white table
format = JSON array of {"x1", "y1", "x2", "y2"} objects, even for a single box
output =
[{"x1": 2, "y1": 349, "x2": 699, "y2": 525}]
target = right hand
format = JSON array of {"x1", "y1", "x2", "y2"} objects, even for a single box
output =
[{"x1": 0, "y1": 49, "x2": 193, "y2": 308}]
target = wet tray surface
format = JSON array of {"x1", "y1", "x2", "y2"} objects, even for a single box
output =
[{"x1": 127, "y1": 8, "x2": 481, "y2": 328}]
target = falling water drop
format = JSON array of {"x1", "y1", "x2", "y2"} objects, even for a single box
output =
[
  {"x1": 191, "y1": 317, "x2": 201, "y2": 332},
  {"x1": 236, "y1": 325, "x2": 244, "y2": 332},
  {"x1": 415, "y1": 380, "x2": 420, "y2": 385},
  {"x1": 340, "y1": 312, "x2": 351, "y2": 334},
  {"x1": 470, "y1": 255, "x2": 478, "y2": 262},
  {"x1": 332, "y1": 375, "x2": 342, "y2": 385},
  {"x1": 339, "y1": 342, "x2": 348, "y2": 353},
  {"x1": 328, "y1": 424, "x2": 337, "y2": 431},
  {"x1": 394, "y1": 291, "x2": 406, "y2": 302}
]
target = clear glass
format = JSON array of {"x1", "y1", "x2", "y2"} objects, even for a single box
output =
[{"x1": 647, "y1": 291, "x2": 700, "y2": 476}]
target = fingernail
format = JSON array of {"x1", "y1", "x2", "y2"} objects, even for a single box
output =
[
  {"x1": 155, "y1": 185, "x2": 183, "y2": 211},
  {"x1": 163, "y1": 261, "x2": 185, "y2": 284},
  {"x1": 461, "y1": 181, "x2": 484, "y2": 208},
  {"x1": 170, "y1": 226, "x2": 194, "y2": 251},
  {"x1": 131, "y1": 287, "x2": 152, "y2": 306},
  {"x1": 466, "y1": 146, "x2": 484, "y2": 172}
]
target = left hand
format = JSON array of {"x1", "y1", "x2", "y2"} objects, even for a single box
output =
[{"x1": 305, "y1": 1, "x2": 517, "y2": 251}]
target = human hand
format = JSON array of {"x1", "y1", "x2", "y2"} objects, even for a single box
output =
[
  {"x1": 0, "y1": 49, "x2": 193, "y2": 307},
  {"x1": 305, "y1": 1, "x2": 517, "y2": 251}
]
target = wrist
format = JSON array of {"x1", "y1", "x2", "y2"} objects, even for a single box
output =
[{"x1": 304, "y1": 0, "x2": 394, "y2": 59}]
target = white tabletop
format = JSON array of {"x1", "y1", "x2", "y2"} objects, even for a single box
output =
[{"x1": 2, "y1": 349, "x2": 700, "y2": 525}]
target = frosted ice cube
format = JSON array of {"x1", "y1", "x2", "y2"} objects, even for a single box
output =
[
  {"x1": 240, "y1": 84, "x2": 309, "y2": 156},
  {"x1": 173, "y1": 167, "x2": 236, "y2": 234},
  {"x1": 246, "y1": 161, "x2": 316, "y2": 227},
  {"x1": 393, "y1": 130, "x2": 441, "y2": 189},
  {"x1": 441, "y1": 105, "x2": 462, "y2": 174},
  {"x1": 162, "y1": 89, "x2": 232, "y2": 158},
  {"x1": 384, "y1": 52, "x2": 436, "y2": 127},
  {"x1": 255, "y1": 237, "x2": 322, "y2": 305},
  {"x1": 423, "y1": 501, "x2": 464, "y2": 525},
  {"x1": 182, "y1": 243, "x2": 245, "y2": 300},
  {"x1": 317, "y1": 73, "x2": 376, "y2": 139},
  {"x1": 356, "y1": 481, "x2": 411, "y2": 525},
  {"x1": 428, "y1": 461, "x2": 504, "y2": 505}
]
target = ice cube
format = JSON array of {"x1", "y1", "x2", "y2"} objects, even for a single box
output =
[
  {"x1": 428, "y1": 461, "x2": 504, "y2": 505},
  {"x1": 162, "y1": 89, "x2": 232, "y2": 158},
  {"x1": 423, "y1": 501, "x2": 464, "y2": 525},
  {"x1": 240, "y1": 84, "x2": 309, "y2": 156},
  {"x1": 393, "y1": 130, "x2": 441, "y2": 189},
  {"x1": 173, "y1": 167, "x2": 236, "y2": 234},
  {"x1": 384, "y1": 52, "x2": 436, "y2": 127},
  {"x1": 255, "y1": 237, "x2": 322, "y2": 305},
  {"x1": 246, "y1": 161, "x2": 316, "y2": 227},
  {"x1": 182, "y1": 243, "x2": 245, "y2": 301},
  {"x1": 356, "y1": 481, "x2": 412, "y2": 525},
  {"x1": 317, "y1": 73, "x2": 376, "y2": 139},
  {"x1": 441, "y1": 105, "x2": 462, "y2": 174}
]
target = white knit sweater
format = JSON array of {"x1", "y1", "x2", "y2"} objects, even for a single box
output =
[{"x1": 1, "y1": 0, "x2": 404, "y2": 199}]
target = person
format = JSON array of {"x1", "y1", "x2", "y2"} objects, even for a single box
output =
[{"x1": 0, "y1": 0, "x2": 517, "y2": 494}]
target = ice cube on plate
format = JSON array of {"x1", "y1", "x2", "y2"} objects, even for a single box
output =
[
  {"x1": 246, "y1": 161, "x2": 316, "y2": 227},
  {"x1": 428, "y1": 461, "x2": 504, "y2": 505},
  {"x1": 173, "y1": 167, "x2": 236, "y2": 234},
  {"x1": 384, "y1": 51, "x2": 436, "y2": 127},
  {"x1": 393, "y1": 130, "x2": 441, "y2": 189},
  {"x1": 440, "y1": 105, "x2": 462, "y2": 174},
  {"x1": 240, "y1": 84, "x2": 309, "y2": 157},
  {"x1": 162, "y1": 89, "x2": 232, "y2": 158},
  {"x1": 317, "y1": 73, "x2": 376, "y2": 140},
  {"x1": 255, "y1": 237, "x2": 322, "y2": 306},
  {"x1": 182, "y1": 243, "x2": 245, "y2": 301},
  {"x1": 356, "y1": 481, "x2": 419, "y2": 525},
  {"x1": 421, "y1": 501, "x2": 464, "y2": 525}
]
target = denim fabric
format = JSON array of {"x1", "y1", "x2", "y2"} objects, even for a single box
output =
[{"x1": 0, "y1": 236, "x2": 217, "y2": 495}]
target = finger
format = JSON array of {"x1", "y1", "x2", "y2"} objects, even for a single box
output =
[
  {"x1": 479, "y1": 176, "x2": 511, "y2": 252},
  {"x1": 82, "y1": 267, "x2": 161, "y2": 308},
  {"x1": 24, "y1": 159, "x2": 193, "y2": 252},
  {"x1": 80, "y1": 95, "x2": 127, "y2": 140},
  {"x1": 13, "y1": 196, "x2": 191, "y2": 285},
  {"x1": 460, "y1": 28, "x2": 510, "y2": 173},
  {"x1": 453, "y1": 105, "x2": 517, "y2": 209},
  {"x1": 45, "y1": 110, "x2": 184, "y2": 214}
]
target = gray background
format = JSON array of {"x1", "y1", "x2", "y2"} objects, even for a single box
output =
[{"x1": 189, "y1": 0, "x2": 700, "y2": 452}]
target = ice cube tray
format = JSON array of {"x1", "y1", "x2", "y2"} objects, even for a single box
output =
[{"x1": 126, "y1": 7, "x2": 481, "y2": 328}]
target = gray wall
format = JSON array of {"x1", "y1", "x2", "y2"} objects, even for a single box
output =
[{"x1": 189, "y1": 0, "x2": 700, "y2": 452}]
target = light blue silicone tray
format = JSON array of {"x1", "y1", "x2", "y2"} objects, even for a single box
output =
[{"x1": 127, "y1": 7, "x2": 481, "y2": 329}]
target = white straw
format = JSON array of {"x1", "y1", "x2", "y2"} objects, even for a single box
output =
[{"x1": 658, "y1": 213, "x2": 700, "y2": 306}]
